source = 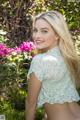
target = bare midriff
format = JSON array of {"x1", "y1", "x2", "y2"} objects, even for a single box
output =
[{"x1": 43, "y1": 102, "x2": 80, "y2": 120}]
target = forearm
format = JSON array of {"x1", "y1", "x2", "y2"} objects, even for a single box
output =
[
  {"x1": 26, "y1": 108, "x2": 35, "y2": 120},
  {"x1": 25, "y1": 100, "x2": 36, "y2": 120}
]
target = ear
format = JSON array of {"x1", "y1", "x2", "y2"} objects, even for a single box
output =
[
  {"x1": 55, "y1": 34, "x2": 59, "y2": 40},
  {"x1": 54, "y1": 30, "x2": 59, "y2": 40}
]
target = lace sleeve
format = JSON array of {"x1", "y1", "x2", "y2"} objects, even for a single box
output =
[{"x1": 27, "y1": 55, "x2": 44, "y2": 82}]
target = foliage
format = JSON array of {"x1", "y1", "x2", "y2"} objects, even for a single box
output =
[
  {"x1": 0, "y1": 100, "x2": 44, "y2": 120},
  {"x1": 0, "y1": 0, "x2": 80, "y2": 47},
  {"x1": 0, "y1": 0, "x2": 34, "y2": 46},
  {"x1": 0, "y1": 100, "x2": 24, "y2": 120},
  {"x1": 0, "y1": 42, "x2": 35, "y2": 112},
  {"x1": 0, "y1": 41, "x2": 35, "y2": 87}
]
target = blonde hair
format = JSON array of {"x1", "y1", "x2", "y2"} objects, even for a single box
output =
[{"x1": 33, "y1": 10, "x2": 80, "y2": 88}]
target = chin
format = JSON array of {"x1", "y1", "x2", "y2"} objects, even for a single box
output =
[
  {"x1": 36, "y1": 44, "x2": 49, "y2": 50},
  {"x1": 36, "y1": 47, "x2": 48, "y2": 53},
  {"x1": 36, "y1": 46, "x2": 45, "y2": 50}
]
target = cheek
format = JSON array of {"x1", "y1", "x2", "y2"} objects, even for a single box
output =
[{"x1": 46, "y1": 35, "x2": 55, "y2": 44}]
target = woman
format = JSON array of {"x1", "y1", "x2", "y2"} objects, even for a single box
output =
[{"x1": 25, "y1": 11, "x2": 80, "y2": 120}]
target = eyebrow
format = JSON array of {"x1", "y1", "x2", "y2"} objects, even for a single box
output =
[
  {"x1": 41, "y1": 28, "x2": 49, "y2": 30},
  {"x1": 33, "y1": 27, "x2": 49, "y2": 30}
]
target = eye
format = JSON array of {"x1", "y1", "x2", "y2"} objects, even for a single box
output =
[
  {"x1": 33, "y1": 28, "x2": 37, "y2": 33},
  {"x1": 41, "y1": 30, "x2": 48, "y2": 33}
]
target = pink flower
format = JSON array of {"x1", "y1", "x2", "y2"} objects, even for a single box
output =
[
  {"x1": 13, "y1": 47, "x2": 21, "y2": 53},
  {"x1": 0, "y1": 43, "x2": 11, "y2": 57},
  {"x1": 19, "y1": 41, "x2": 35, "y2": 52},
  {"x1": 0, "y1": 41, "x2": 35, "y2": 57}
]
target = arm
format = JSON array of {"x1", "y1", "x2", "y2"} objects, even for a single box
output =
[{"x1": 25, "y1": 72, "x2": 42, "y2": 120}]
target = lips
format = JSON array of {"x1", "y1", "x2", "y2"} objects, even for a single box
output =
[{"x1": 35, "y1": 40, "x2": 44, "y2": 44}]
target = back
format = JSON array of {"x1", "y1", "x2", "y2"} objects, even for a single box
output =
[{"x1": 27, "y1": 46, "x2": 80, "y2": 108}]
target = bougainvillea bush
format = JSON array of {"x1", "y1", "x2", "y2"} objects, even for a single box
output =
[{"x1": 0, "y1": 41, "x2": 36, "y2": 111}]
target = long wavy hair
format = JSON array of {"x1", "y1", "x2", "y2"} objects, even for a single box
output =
[{"x1": 33, "y1": 10, "x2": 80, "y2": 88}]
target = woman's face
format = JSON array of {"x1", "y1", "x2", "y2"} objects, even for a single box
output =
[{"x1": 33, "y1": 19, "x2": 59, "y2": 51}]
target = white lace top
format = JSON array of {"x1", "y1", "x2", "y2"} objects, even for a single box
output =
[{"x1": 27, "y1": 46, "x2": 80, "y2": 108}]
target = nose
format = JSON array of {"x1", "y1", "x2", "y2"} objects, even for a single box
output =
[{"x1": 35, "y1": 31, "x2": 41, "y2": 39}]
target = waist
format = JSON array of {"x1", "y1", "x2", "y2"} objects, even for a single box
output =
[{"x1": 43, "y1": 102, "x2": 80, "y2": 120}]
